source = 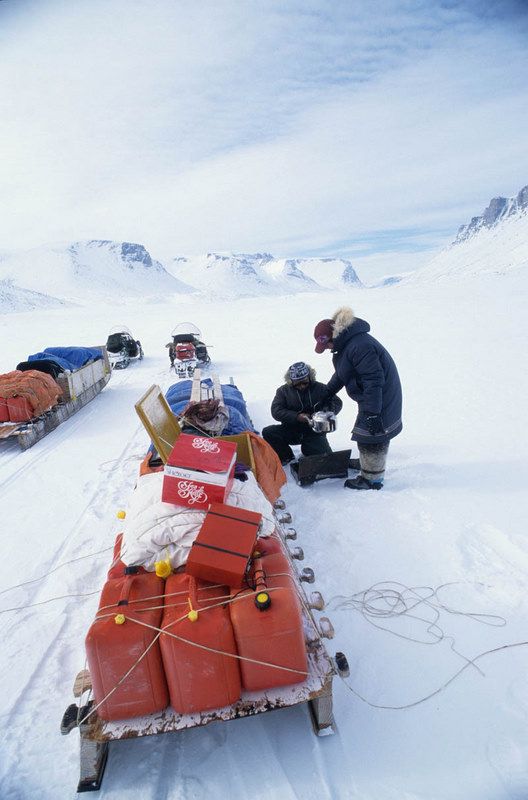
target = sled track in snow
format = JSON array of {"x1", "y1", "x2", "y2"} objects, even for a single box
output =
[
  {"x1": 2, "y1": 419, "x2": 146, "y2": 609},
  {"x1": 0, "y1": 401, "x2": 102, "y2": 500},
  {"x1": 0, "y1": 367, "x2": 137, "y2": 500}
]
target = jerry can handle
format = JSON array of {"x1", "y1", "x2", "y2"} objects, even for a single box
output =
[
  {"x1": 187, "y1": 575, "x2": 200, "y2": 608},
  {"x1": 252, "y1": 557, "x2": 272, "y2": 611},
  {"x1": 117, "y1": 574, "x2": 137, "y2": 607}
]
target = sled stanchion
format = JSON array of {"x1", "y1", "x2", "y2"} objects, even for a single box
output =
[
  {"x1": 78, "y1": 715, "x2": 109, "y2": 793},
  {"x1": 308, "y1": 679, "x2": 335, "y2": 736}
]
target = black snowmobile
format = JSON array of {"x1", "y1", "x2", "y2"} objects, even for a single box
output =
[{"x1": 106, "y1": 327, "x2": 144, "y2": 370}]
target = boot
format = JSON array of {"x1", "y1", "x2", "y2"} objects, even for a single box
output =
[
  {"x1": 344, "y1": 475, "x2": 382, "y2": 490},
  {"x1": 348, "y1": 458, "x2": 361, "y2": 471}
]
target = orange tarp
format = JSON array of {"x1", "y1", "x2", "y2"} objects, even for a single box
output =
[
  {"x1": 0, "y1": 370, "x2": 62, "y2": 419},
  {"x1": 245, "y1": 431, "x2": 286, "y2": 504}
]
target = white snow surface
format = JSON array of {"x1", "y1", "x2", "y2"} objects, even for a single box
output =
[{"x1": 0, "y1": 269, "x2": 527, "y2": 799}]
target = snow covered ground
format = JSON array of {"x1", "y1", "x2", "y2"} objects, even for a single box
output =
[{"x1": 0, "y1": 271, "x2": 527, "y2": 800}]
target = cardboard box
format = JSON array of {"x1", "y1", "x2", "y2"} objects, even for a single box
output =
[
  {"x1": 162, "y1": 434, "x2": 237, "y2": 509},
  {"x1": 186, "y1": 503, "x2": 262, "y2": 587}
]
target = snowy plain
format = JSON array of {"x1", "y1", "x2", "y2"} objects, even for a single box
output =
[{"x1": 0, "y1": 266, "x2": 527, "y2": 800}]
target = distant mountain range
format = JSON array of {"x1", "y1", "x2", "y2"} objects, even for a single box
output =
[
  {"x1": 0, "y1": 243, "x2": 362, "y2": 311},
  {"x1": 1, "y1": 184, "x2": 526, "y2": 311},
  {"x1": 166, "y1": 253, "x2": 361, "y2": 298}
]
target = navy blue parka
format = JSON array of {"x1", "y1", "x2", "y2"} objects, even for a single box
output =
[{"x1": 326, "y1": 314, "x2": 403, "y2": 444}]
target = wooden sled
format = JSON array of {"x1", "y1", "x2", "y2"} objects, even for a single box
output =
[
  {"x1": 0, "y1": 348, "x2": 111, "y2": 451},
  {"x1": 61, "y1": 381, "x2": 349, "y2": 791},
  {"x1": 62, "y1": 508, "x2": 346, "y2": 792}
]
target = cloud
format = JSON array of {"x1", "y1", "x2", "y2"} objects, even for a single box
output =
[{"x1": 1, "y1": 0, "x2": 527, "y2": 278}]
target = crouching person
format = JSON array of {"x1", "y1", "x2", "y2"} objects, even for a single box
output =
[{"x1": 262, "y1": 362, "x2": 342, "y2": 465}]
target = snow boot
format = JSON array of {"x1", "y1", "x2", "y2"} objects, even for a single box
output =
[
  {"x1": 344, "y1": 475, "x2": 382, "y2": 491},
  {"x1": 348, "y1": 458, "x2": 361, "y2": 471}
]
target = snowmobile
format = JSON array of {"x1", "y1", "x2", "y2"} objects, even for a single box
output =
[
  {"x1": 167, "y1": 322, "x2": 210, "y2": 378},
  {"x1": 106, "y1": 327, "x2": 143, "y2": 370}
]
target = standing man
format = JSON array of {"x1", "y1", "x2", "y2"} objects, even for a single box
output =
[
  {"x1": 262, "y1": 361, "x2": 342, "y2": 465},
  {"x1": 314, "y1": 307, "x2": 402, "y2": 490}
]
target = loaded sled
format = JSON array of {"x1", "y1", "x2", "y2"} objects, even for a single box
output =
[
  {"x1": 0, "y1": 346, "x2": 111, "y2": 451},
  {"x1": 106, "y1": 327, "x2": 143, "y2": 370},
  {"x1": 167, "y1": 322, "x2": 211, "y2": 378},
  {"x1": 62, "y1": 378, "x2": 348, "y2": 792}
]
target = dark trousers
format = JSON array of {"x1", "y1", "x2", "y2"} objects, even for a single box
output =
[{"x1": 262, "y1": 423, "x2": 332, "y2": 464}]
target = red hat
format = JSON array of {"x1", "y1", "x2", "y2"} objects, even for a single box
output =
[{"x1": 313, "y1": 319, "x2": 334, "y2": 353}]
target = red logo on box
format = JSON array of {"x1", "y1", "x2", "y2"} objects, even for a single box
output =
[{"x1": 162, "y1": 434, "x2": 237, "y2": 509}]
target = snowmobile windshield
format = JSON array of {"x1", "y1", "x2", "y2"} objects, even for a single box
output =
[
  {"x1": 108, "y1": 325, "x2": 132, "y2": 335},
  {"x1": 171, "y1": 322, "x2": 201, "y2": 338}
]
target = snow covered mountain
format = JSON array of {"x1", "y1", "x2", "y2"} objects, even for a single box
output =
[
  {"x1": 167, "y1": 253, "x2": 362, "y2": 298},
  {"x1": 407, "y1": 183, "x2": 528, "y2": 282},
  {"x1": 454, "y1": 184, "x2": 528, "y2": 243},
  {"x1": 0, "y1": 240, "x2": 194, "y2": 308},
  {"x1": 0, "y1": 245, "x2": 362, "y2": 308},
  {"x1": 270, "y1": 257, "x2": 362, "y2": 290},
  {"x1": 0, "y1": 278, "x2": 68, "y2": 314}
]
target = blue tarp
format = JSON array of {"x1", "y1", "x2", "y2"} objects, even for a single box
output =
[
  {"x1": 27, "y1": 347, "x2": 102, "y2": 371},
  {"x1": 165, "y1": 380, "x2": 255, "y2": 435}
]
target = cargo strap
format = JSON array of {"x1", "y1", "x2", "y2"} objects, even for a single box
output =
[{"x1": 192, "y1": 541, "x2": 250, "y2": 560}]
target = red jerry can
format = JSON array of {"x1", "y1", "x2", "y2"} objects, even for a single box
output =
[
  {"x1": 0, "y1": 397, "x2": 9, "y2": 423},
  {"x1": 229, "y1": 557, "x2": 307, "y2": 692},
  {"x1": 160, "y1": 573, "x2": 241, "y2": 714},
  {"x1": 8, "y1": 396, "x2": 33, "y2": 423},
  {"x1": 107, "y1": 533, "x2": 146, "y2": 580},
  {"x1": 85, "y1": 572, "x2": 168, "y2": 721},
  {"x1": 252, "y1": 534, "x2": 294, "y2": 579}
]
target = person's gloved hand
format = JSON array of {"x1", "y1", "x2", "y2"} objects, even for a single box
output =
[
  {"x1": 297, "y1": 413, "x2": 312, "y2": 425},
  {"x1": 365, "y1": 413, "x2": 384, "y2": 435}
]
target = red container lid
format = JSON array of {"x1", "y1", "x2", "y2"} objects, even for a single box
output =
[{"x1": 167, "y1": 433, "x2": 237, "y2": 473}]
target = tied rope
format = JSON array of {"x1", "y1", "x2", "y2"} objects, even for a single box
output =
[{"x1": 78, "y1": 586, "x2": 310, "y2": 726}]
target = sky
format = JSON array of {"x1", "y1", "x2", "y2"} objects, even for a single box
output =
[{"x1": 1, "y1": 0, "x2": 527, "y2": 280}]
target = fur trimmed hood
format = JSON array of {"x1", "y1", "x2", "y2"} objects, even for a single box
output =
[
  {"x1": 284, "y1": 364, "x2": 317, "y2": 385},
  {"x1": 331, "y1": 307, "x2": 356, "y2": 339}
]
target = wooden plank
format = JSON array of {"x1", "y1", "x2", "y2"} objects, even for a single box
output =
[
  {"x1": 134, "y1": 385, "x2": 181, "y2": 463},
  {"x1": 0, "y1": 424, "x2": 20, "y2": 439},
  {"x1": 190, "y1": 370, "x2": 202, "y2": 403},
  {"x1": 74, "y1": 669, "x2": 92, "y2": 697},
  {"x1": 85, "y1": 639, "x2": 334, "y2": 743}
]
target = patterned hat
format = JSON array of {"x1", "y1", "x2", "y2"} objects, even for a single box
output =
[{"x1": 288, "y1": 362, "x2": 310, "y2": 383}]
